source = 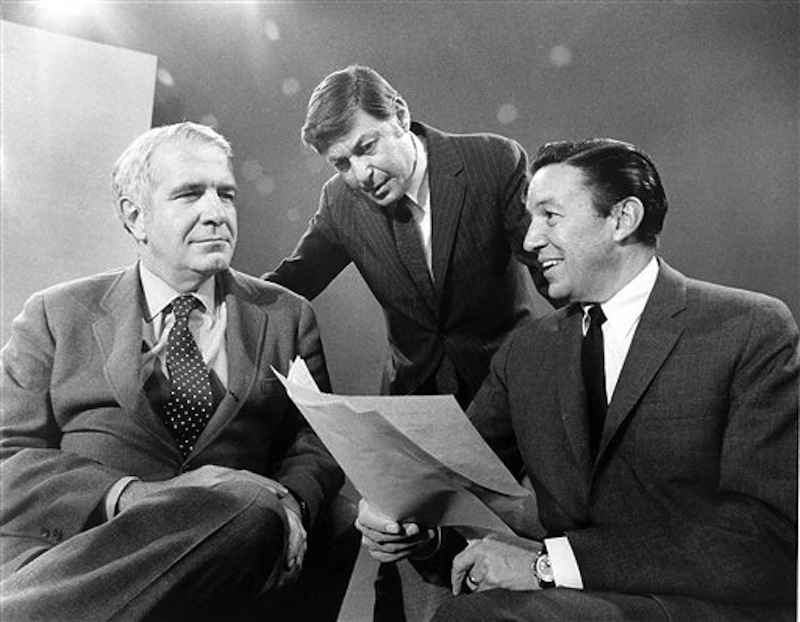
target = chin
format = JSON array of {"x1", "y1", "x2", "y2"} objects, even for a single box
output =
[
  {"x1": 198, "y1": 255, "x2": 232, "y2": 274},
  {"x1": 546, "y1": 283, "x2": 570, "y2": 301},
  {"x1": 366, "y1": 192, "x2": 395, "y2": 208}
]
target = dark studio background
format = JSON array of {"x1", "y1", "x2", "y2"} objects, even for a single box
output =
[{"x1": 3, "y1": 1, "x2": 798, "y2": 396}]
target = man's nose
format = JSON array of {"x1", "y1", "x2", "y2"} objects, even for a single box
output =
[
  {"x1": 523, "y1": 218, "x2": 547, "y2": 253},
  {"x1": 201, "y1": 191, "x2": 227, "y2": 223},
  {"x1": 351, "y1": 158, "x2": 372, "y2": 186}
]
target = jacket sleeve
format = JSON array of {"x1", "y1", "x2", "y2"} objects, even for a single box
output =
[
  {"x1": 270, "y1": 299, "x2": 345, "y2": 527},
  {"x1": 1, "y1": 292, "x2": 123, "y2": 548},
  {"x1": 263, "y1": 185, "x2": 352, "y2": 301}
]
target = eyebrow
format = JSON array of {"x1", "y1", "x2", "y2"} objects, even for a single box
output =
[{"x1": 169, "y1": 181, "x2": 237, "y2": 196}]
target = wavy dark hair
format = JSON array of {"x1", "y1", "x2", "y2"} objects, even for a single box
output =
[{"x1": 301, "y1": 65, "x2": 409, "y2": 153}]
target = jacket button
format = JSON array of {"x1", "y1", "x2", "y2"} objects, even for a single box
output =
[{"x1": 53, "y1": 528, "x2": 64, "y2": 542}]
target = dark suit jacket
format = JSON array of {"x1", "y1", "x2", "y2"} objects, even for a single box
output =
[
  {"x1": 0, "y1": 265, "x2": 343, "y2": 573},
  {"x1": 265, "y1": 122, "x2": 545, "y2": 404},
  {"x1": 468, "y1": 260, "x2": 798, "y2": 614}
]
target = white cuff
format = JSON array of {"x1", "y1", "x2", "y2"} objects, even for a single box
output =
[
  {"x1": 544, "y1": 536, "x2": 583, "y2": 589},
  {"x1": 104, "y1": 476, "x2": 140, "y2": 520}
]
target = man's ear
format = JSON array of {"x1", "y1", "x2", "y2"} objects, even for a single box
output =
[
  {"x1": 394, "y1": 97, "x2": 411, "y2": 133},
  {"x1": 119, "y1": 197, "x2": 147, "y2": 242},
  {"x1": 612, "y1": 197, "x2": 644, "y2": 243}
]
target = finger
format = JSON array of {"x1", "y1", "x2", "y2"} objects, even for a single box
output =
[
  {"x1": 399, "y1": 522, "x2": 421, "y2": 537},
  {"x1": 361, "y1": 536, "x2": 423, "y2": 556},
  {"x1": 357, "y1": 498, "x2": 402, "y2": 534},
  {"x1": 451, "y1": 543, "x2": 480, "y2": 595},
  {"x1": 355, "y1": 520, "x2": 410, "y2": 542}
]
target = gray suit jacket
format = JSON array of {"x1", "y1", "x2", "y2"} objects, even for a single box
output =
[
  {"x1": 266, "y1": 122, "x2": 546, "y2": 405},
  {"x1": 469, "y1": 260, "x2": 798, "y2": 614},
  {"x1": 0, "y1": 265, "x2": 343, "y2": 573}
]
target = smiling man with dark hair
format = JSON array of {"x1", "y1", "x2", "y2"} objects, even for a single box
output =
[{"x1": 361, "y1": 138, "x2": 798, "y2": 622}]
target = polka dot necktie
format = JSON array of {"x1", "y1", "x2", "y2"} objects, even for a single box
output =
[{"x1": 163, "y1": 295, "x2": 214, "y2": 457}]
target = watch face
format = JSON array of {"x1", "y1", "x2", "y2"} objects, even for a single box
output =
[{"x1": 536, "y1": 553, "x2": 555, "y2": 583}]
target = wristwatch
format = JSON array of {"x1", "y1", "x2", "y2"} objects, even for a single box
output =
[
  {"x1": 532, "y1": 548, "x2": 555, "y2": 589},
  {"x1": 285, "y1": 486, "x2": 310, "y2": 530}
]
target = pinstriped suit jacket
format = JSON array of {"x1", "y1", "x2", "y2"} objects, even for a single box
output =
[{"x1": 266, "y1": 122, "x2": 546, "y2": 404}]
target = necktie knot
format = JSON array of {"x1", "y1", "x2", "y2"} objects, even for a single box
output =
[
  {"x1": 587, "y1": 304, "x2": 606, "y2": 329},
  {"x1": 170, "y1": 295, "x2": 201, "y2": 322},
  {"x1": 393, "y1": 196, "x2": 418, "y2": 224}
]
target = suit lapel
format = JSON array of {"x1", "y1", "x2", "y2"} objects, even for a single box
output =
[
  {"x1": 426, "y1": 126, "x2": 466, "y2": 300},
  {"x1": 192, "y1": 271, "x2": 264, "y2": 454},
  {"x1": 93, "y1": 265, "x2": 176, "y2": 452},
  {"x1": 597, "y1": 262, "x2": 686, "y2": 459},
  {"x1": 555, "y1": 305, "x2": 593, "y2": 475}
]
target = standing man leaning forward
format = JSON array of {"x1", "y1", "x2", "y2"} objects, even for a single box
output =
[
  {"x1": 358, "y1": 138, "x2": 798, "y2": 621},
  {"x1": 265, "y1": 64, "x2": 549, "y2": 409},
  {"x1": 0, "y1": 122, "x2": 357, "y2": 621},
  {"x1": 265, "y1": 64, "x2": 551, "y2": 619}
]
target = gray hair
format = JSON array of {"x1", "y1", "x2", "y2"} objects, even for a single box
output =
[{"x1": 111, "y1": 122, "x2": 233, "y2": 220}]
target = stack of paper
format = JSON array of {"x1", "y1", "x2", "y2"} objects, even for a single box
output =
[{"x1": 273, "y1": 358, "x2": 534, "y2": 537}]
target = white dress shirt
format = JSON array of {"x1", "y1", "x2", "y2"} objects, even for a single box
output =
[
  {"x1": 546, "y1": 257, "x2": 659, "y2": 589},
  {"x1": 403, "y1": 131, "x2": 433, "y2": 275}
]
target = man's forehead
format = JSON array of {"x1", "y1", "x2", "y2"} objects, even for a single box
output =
[
  {"x1": 527, "y1": 165, "x2": 592, "y2": 211},
  {"x1": 150, "y1": 141, "x2": 234, "y2": 188},
  {"x1": 531, "y1": 164, "x2": 588, "y2": 193}
]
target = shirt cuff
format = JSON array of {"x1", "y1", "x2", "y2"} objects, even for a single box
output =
[
  {"x1": 104, "y1": 476, "x2": 140, "y2": 520},
  {"x1": 544, "y1": 536, "x2": 583, "y2": 589}
]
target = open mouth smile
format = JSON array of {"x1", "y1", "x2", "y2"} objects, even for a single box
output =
[{"x1": 540, "y1": 258, "x2": 563, "y2": 273}]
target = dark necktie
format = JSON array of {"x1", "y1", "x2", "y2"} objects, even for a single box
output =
[
  {"x1": 582, "y1": 305, "x2": 607, "y2": 457},
  {"x1": 392, "y1": 196, "x2": 435, "y2": 306},
  {"x1": 163, "y1": 295, "x2": 214, "y2": 457}
]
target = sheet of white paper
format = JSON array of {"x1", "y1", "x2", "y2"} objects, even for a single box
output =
[{"x1": 275, "y1": 358, "x2": 532, "y2": 536}]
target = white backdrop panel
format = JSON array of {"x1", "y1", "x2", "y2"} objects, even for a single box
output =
[{"x1": 2, "y1": 21, "x2": 156, "y2": 343}]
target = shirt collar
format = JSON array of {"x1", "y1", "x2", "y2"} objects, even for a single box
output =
[
  {"x1": 405, "y1": 131, "x2": 430, "y2": 212},
  {"x1": 591, "y1": 256, "x2": 659, "y2": 330},
  {"x1": 138, "y1": 262, "x2": 217, "y2": 322}
]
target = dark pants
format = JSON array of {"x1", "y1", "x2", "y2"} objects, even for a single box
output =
[
  {"x1": 430, "y1": 588, "x2": 796, "y2": 622},
  {"x1": 1, "y1": 479, "x2": 359, "y2": 621}
]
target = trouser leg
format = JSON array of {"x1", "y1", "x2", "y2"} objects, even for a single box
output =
[
  {"x1": 373, "y1": 561, "x2": 407, "y2": 622},
  {"x1": 266, "y1": 493, "x2": 361, "y2": 622},
  {"x1": 431, "y1": 589, "x2": 668, "y2": 622},
  {"x1": 0, "y1": 479, "x2": 287, "y2": 621}
]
